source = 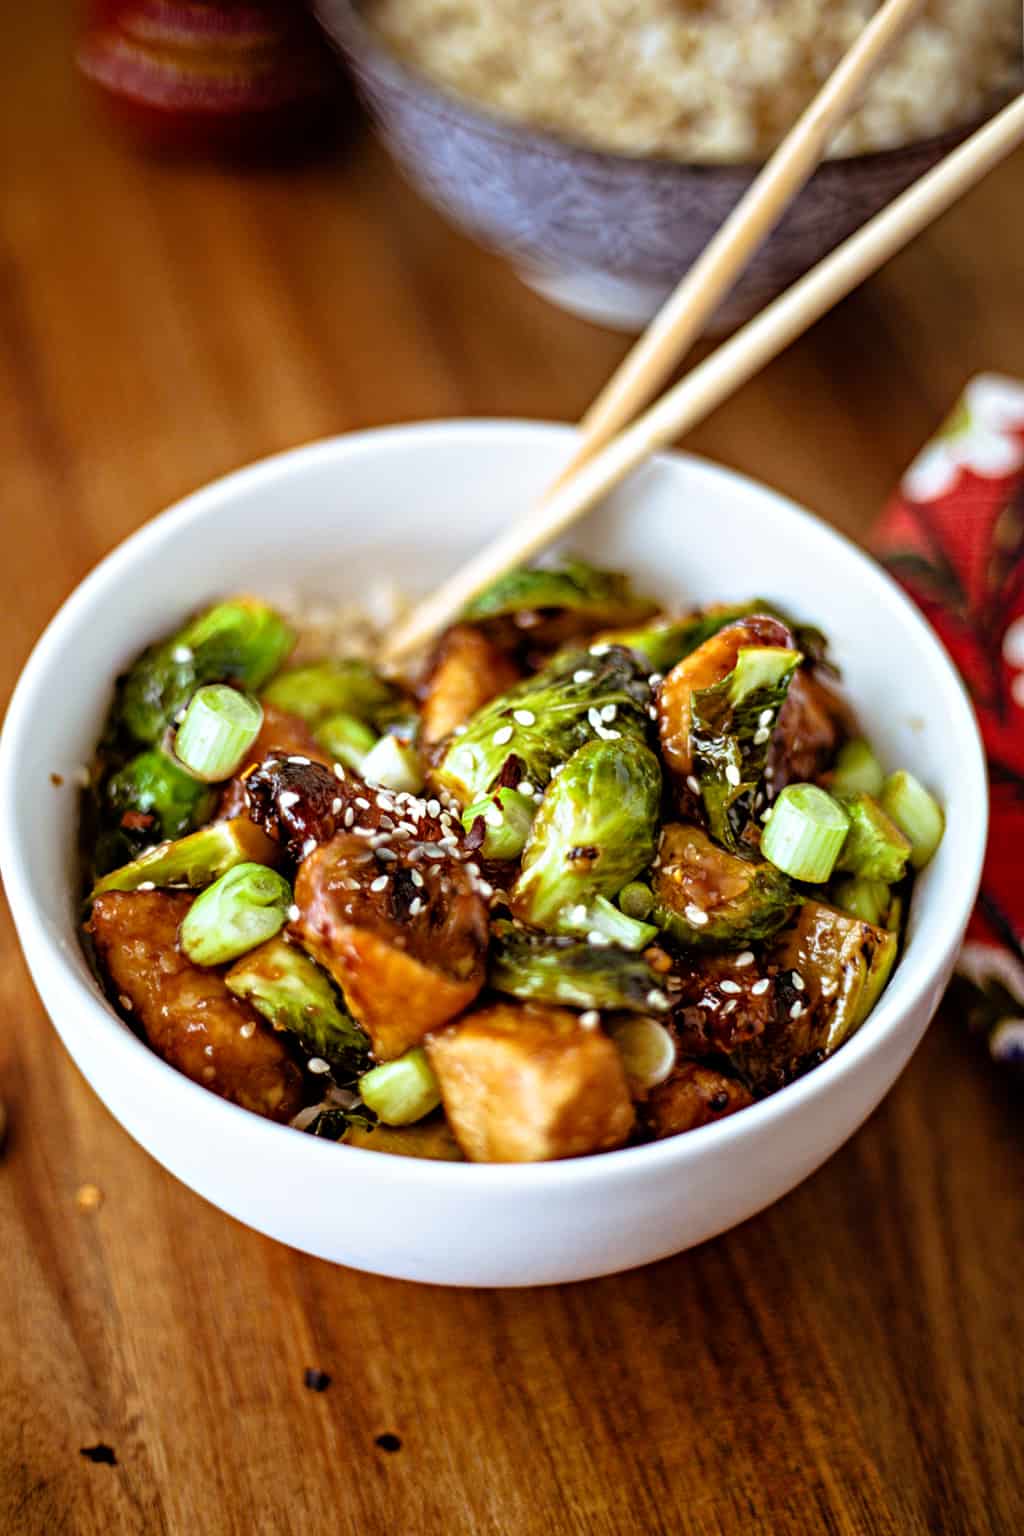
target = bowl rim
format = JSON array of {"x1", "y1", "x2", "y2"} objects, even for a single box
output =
[
  {"x1": 318, "y1": 0, "x2": 996, "y2": 176},
  {"x1": 0, "y1": 419, "x2": 989, "y2": 1190}
]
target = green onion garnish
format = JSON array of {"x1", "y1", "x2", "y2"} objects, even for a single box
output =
[
  {"x1": 834, "y1": 792, "x2": 911, "y2": 884},
  {"x1": 761, "y1": 783, "x2": 850, "y2": 883},
  {"x1": 830, "y1": 739, "x2": 885, "y2": 797},
  {"x1": 315, "y1": 712, "x2": 379, "y2": 774},
  {"x1": 174, "y1": 685, "x2": 263, "y2": 783},
  {"x1": 461, "y1": 788, "x2": 537, "y2": 859},
  {"x1": 831, "y1": 876, "x2": 891, "y2": 927},
  {"x1": 179, "y1": 863, "x2": 292, "y2": 967},
  {"x1": 880, "y1": 770, "x2": 945, "y2": 869},
  {"x1": 361, "y1": 735, "x2": 424, "y2": 794},
  {"x1": 606, "y1": 1016, "x2": 677, "y2": 1091},
  {"x1": 359, "y1": 1047, "x2": 441, "y2": 1125},
  {"x1": 564, "y1": 895, "x2": 658, "y2": 952}
]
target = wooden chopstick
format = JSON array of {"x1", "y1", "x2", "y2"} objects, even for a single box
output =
[
  {"x1": 382, "y1": 93, "x2": 1024, "y2": 664},
  {"x1": 545, "y1": 0, "x2": 927, "y2": 497}
]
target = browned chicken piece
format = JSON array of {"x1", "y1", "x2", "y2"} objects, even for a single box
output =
[
  {"x1": 657, "y1": 615, "x2": 793, "y2": 780},
  {"x1": 420, "y1": 624, "x2": 520, "y2": 747},
  {"x1": 668, "y1": 950, "x2": 778, "y2": 1058},
  {"x1": 426, "y1": 1002, "x2": 635, "y2": 1162},
  {"x1": 88, "y1": 890, "x2": 304, "y2": 1122},
  {"x1": 768, "y1": 669, "x2": 851, "y2": 791},
  {"x1": 646, "y1": 1063, "x2": 753, "y2": 1138},
  {"x1": 219, "y1": 704, "x2": 329, "y2": 819},
  {"x1": 291, "y1": 831, "x2": 489, "y2": 1060}
]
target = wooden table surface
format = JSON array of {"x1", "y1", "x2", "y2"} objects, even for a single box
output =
[{"x1": 2, "y1": 10, "x2": 1023, "y2": 1534}]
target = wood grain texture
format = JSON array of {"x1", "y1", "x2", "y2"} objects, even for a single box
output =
[{"x1": 1, "y1": 7, "x2": 1023, "y2": 1533}]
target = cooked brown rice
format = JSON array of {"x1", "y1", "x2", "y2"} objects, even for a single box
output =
[{"x1": 363, "y1": 0, "x2": 1022, "y2": 163}]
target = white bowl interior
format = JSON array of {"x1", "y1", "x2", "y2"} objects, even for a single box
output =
[{"x1": 0, "y1": 422, "x2": 987, "y2": 1284}]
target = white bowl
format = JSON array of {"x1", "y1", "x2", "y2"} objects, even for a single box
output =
[{"x1": 0, "y1": 422, "x2": 987, "y2": 1287}]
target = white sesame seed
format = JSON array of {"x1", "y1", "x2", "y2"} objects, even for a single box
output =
[
  {"x1": 492, "y1": 725, "x2": 514, "y2": 746},
  {"x1": 331, "y1": 797, "x2": 343, "y2": 815},
  {"x1": 517, "y1": 781, "x2": 535, "y2": 797},
  {"x1": 720, "y1": 979, "x2": 742, "y2": 995},
  {"x1": 758, "y1": 709, "x2": 774, "y2": 727},
  {"x1": 725, "y1": 764, "x2": 742, "y2": 787},
  {"x1": 118, "y1": 993, "x2": 133, "y2": 1010},
  {"x1": 790, "y1": 1001, "x2": 805, "y2": 1019},
  {"x1": 602, "y1": 729, "x2": 621, "y2": 741},
  {"x1": 791, "y1": 971, "x2": 805, "y2": 992},
  {"x1": 686, "y1": 775, "x2": 700, "y2": 796},
  {"x1": 550, "y1": 763, "x2": 565, "y2": 777},
  {"x1": 287, "y1": 904, "x2": 300, "y2": 922},
  {"x1": 648, "y1": 705, "x2": 659, "y2": 720},
  {"x1": 646, "y1": 990, "x2": 671, "y2": 1012},
  {"x1": 600, "y1": 703, "x2": 618, "y2": 723},
  {"x1": 278, "y1": 790, "x2": 300, "y2": 809},
  {"x1": 579, "y1": 1010, "x2": 601, "y2": 1029},
  {"x1": 369, "y1": 875, "x2": 389, "y2": 892},
  {"x1": 453, "y1": 724, "x2": 468, "y2": 736},
  {"x1": 587, "y1": 707, "x2": 603, "y2": 730},
  {"x1": 590, "y1": 643, "x2": 611, "y2": 656},
  {"x1": 344, "y1": 807, "x2": 355, "y2": 828},
  {"x1": 573, "y1": 669, "x2": 594, "y2": 684},
  {"x1": 408, "y1": 897, "x2": 423, "y2": 916},
  {"x1": 355, "y1": 797, "x2": 370, "y2": 810},
  {"x1": 239, "y1": 1021, "x2": 256, "y2": 1040},
  {"x1": 476, "y1": 880, "x2": 494, "y2": 899},
  {"x1": 427, "y1": 799, "x2": 441, "y2": 817},
  {"x1": 375, "y1": 794, "x2": 393, "y2": 810},
  {"x1": 376, "y1": 848, "x2": 397, "y2": 861},
  {"x1": 513, "y1": 709, "x2": 536, "y2": 727},
  {"x1": 751, "y1": 978, "x2": 771, "y2": 996},
  {"x1": 137, "y1": 880, "x2": 155, "y2": 892},
  {"x1": 171, "y1": 645, "x2": 193, "y2": 663},
  {"x1": 352, "y1": 826, "x2": 374, "y2": 838},
  {"x1": 764, "y1": 765, "x2": 775, "y2": 781},
  {"x1": 761, "y1": 806, "x2": 773, "y2": 823},
  {"x1": 307, "y1": 1057, "x2": 331, "y2": 1075},
  {"x1": 754, "y1": 728, "x2": 772, "y2": 746},
  {"x1": 425, "y1": 847, "x2": 447, "y2": 860},
  {"x1": 174, "y1": 708, "x2": 187, "y2": 725},
  {"x1": 735, "y1": 950, "x2": 755, "y2": 967},
  {"x1": 723, "y1": 999, "x2": 738, "y2": 1015},
  {"x1": 301, "y1": 838, "x2": 317, "y2": 859},
  {"x1": 648, "y1": 673, "x2": 664, "y2": 687},
  {"x1": 569, "y1": 904, "x2": 589, "y2": 925},
  {"x1": 587, "y1": 932, "x2": 612, "y2": 947},
  {"x1": 465, "y1": 862, "x2": 480, "y2": 878},
  {"x1": 820, "y1": 978, "x2": 838, "y2": 997},
  {"x1": 287, "y1": 756, "x2": 310, "y2": 766},
  {"x1": 411, "y1": 869, "x2": 424, "y2": 887},
  {"x1": 684, "y1": 904, "x2": 709, "y2": 927},
  {"x1": 333, "y1": 763, "x2": 347, "y2": 781}
]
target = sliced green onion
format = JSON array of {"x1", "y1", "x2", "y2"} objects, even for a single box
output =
[
  {"x1": 560, "y1": 895, "x2": 658, "y2": 952},
  {"x1": 831, "y1": 876, "x2": 891, "y2": 927},
  {"x1": 831, "y1": 739, "x2": 885, "y2": 797},
  {"x1": 461, "y1": 788, "x2": 537, "y2": 859},
  {"x1": 606, "y1": 1016, "x2": 677, "y2": 1092},
  {"x1": 727, "y1": 645, "x2": 803, "y2": 706},
  {"x1": 359, "y1": 1047, "x2": 441, "y2": 1125},
  {"x1": 761, "y1": 783, "x2": 850, "y2": 883},
  {"x1": 179, "y1": 863, "x2": 292, "y2": 967},
  {"x1": 835, "y1": 793, "x2": 911, "y2": 884},
  {"x1": 618, "y1": 882, "x2": 655, "y2": 922},
  {"x1": 174, "y1": 685, "x2": 263, "y2": 783},
  {"x1": 361, "y1": 735, "x2": 424, "y2": 794},
  {"x1": 91, "y1": 817, "x2": 277, "y2": 897},
  {"x1": 880, "y1": 770, "x2": 945, "y2": 869},
  {"x1": 315, "y1": 712, "x2": 379, "y2": 774}
]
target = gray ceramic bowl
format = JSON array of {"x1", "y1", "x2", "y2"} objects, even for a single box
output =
[{"x1": 316, "y1": 0, "x2": 975, "y2": 332}]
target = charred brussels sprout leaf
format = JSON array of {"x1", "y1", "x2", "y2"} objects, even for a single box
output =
[
  {"x1": 225, "y1": 936, "x2": 370, "y2": 1077},
  {"x1": 303, "y1": 1104, "x2": 378, "y2": 1140},
  {"x1": 433, "y1": 643, "x2": 652, "y2": 805},
  {"x1": 262, "y1": 659, "x2": 404, "y2": 730},
  {"x1": 604, "y1": 600, "x2": 776, "y2": 673},
  {"x1": 732, "y1": 900, "x2": 898, "y2": 1092},
  {"x1": 489, "y1": 921, "x2": 669, "y2": 1013},
  {"x1": 91, "y1": 817, "x2": 278, "y2": 897},
  {"x1": 462, "y1": 558, "x2": 657, "y2": 629},
  {"x1": 651, "y1": 824, "x2": 797, "y2": 950},
  {"x1": 511, "y1": 736, "x2": 661, "y2": 932},
  {"x1": 117, "y1": 598, "x2": 295, "y2": 746},
  {"x1": 691, "y1": 644, "x2": 801, "y2": 848}
]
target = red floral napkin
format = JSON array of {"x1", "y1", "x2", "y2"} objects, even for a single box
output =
[{"x1": 872, "y1": 375, "x2": 1024, "y2": 1068}]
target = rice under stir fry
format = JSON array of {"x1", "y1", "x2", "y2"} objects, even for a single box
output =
[{"x1": 363, "y1": 0, "x2": 1022, "y2": 163}]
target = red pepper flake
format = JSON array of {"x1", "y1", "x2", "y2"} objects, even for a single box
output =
[{"x1": 120, "y1": 811, "x2": 155, "y2": 831}]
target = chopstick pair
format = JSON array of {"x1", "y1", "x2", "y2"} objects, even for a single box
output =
[{"x1": 382, "y1": 3, "x2": 1024, "y2": 665}]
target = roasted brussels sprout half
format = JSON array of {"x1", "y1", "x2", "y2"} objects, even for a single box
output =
[
  {"x1": 117, "y1": 598, "x2": 295, "y2": 746},
  {"x1": 433, "y1": 642, "x2": 652, "y2": 805},
  {"x1": 731, "y1": 899, "x2": 898, "y2": 1093},
  {"x1": 511, "y1": 736, "x2": 662, "y2": 933},
  {"x1": 462, "y1": 558, "x2": 657, "y2": 639},
  {"x1": 261, "y1": 658, "x2": 403, "y2": 729},
  {"x1": 100, "y1": 747, "x2": 216, "y2": 867},
  {"x1": 651, "y1": 824, "x2": 797, "y2": 951},
  {"x1": 225, "y1": 935, "x2": 370, "y2": 1077},
  {"x1": 488, "y1": 919, "x2": 670, "y2": 1013},
  {"x1": 91, "y1": 816, "x2": 278, "y2": 897}
]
